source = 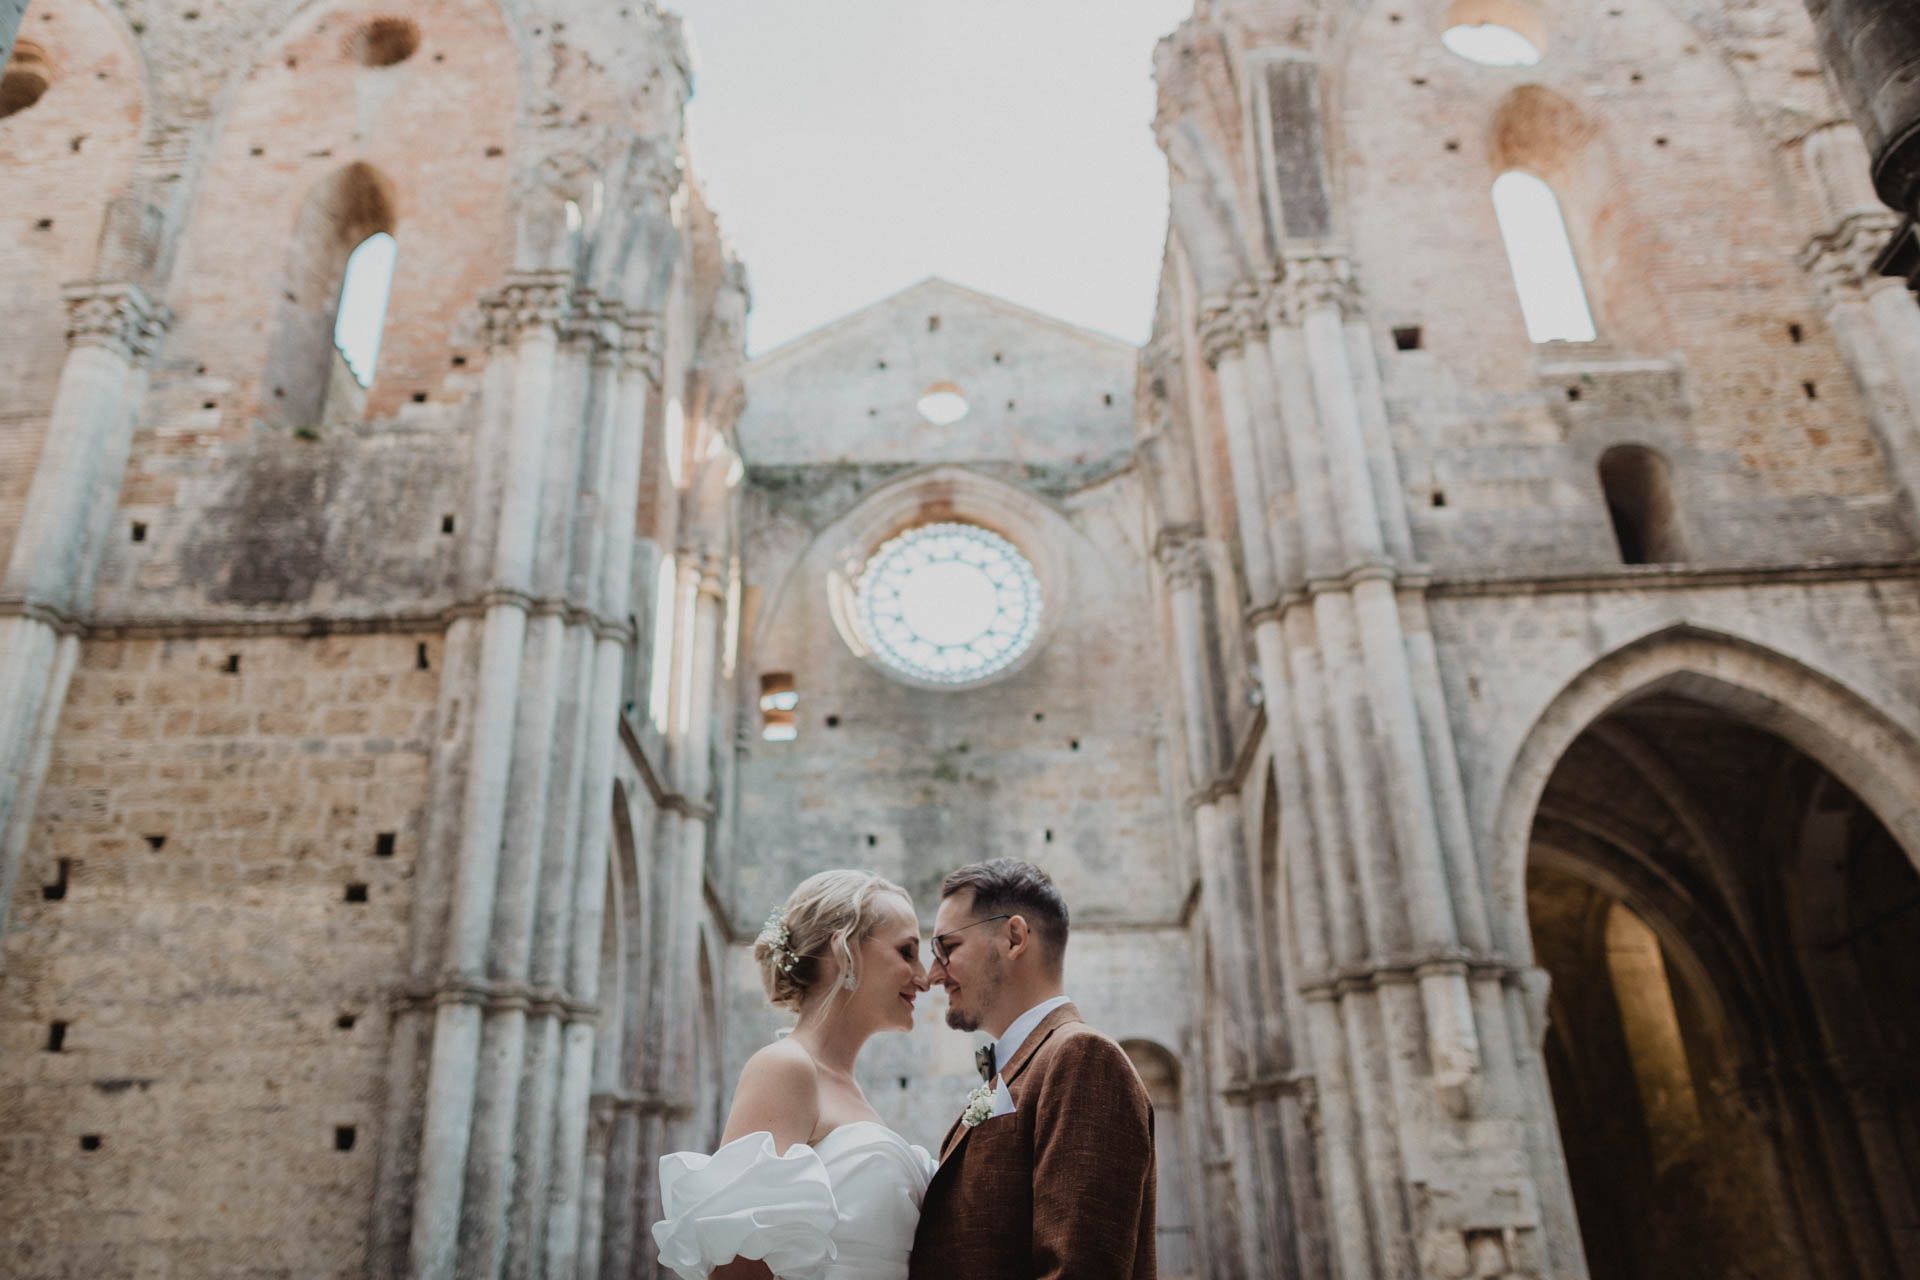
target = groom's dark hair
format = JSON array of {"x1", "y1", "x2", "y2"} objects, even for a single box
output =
[{"x1": 940, "y1": 859, "x2": 1069, "y2": 968}]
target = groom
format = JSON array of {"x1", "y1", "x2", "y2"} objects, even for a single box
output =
[{"x1": 910, "y1": 859, "x2": 1157, "y2": 1279}]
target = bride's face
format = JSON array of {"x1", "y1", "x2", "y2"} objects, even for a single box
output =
[{"x1": 849, "y1": 893, "x2": 928, "y2": 1033}]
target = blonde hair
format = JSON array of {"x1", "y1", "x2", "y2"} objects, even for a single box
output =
[{"x1": 754, "y1": 869, "x2": 910, "y2": 1012}]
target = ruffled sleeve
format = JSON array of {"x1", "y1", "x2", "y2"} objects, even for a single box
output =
[{"x1": 651, "y1": 1131, "x2": 841, "y2": 1280}]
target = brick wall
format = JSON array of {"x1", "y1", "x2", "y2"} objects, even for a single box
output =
[{"x1": 0, "y1": 633, "x2": 437, "y2": 1278}]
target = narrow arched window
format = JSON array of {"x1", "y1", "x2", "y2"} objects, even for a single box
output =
[
  {"x1": 334, "y1": 232, "x2": 397, "y2": 387},
  {"x1": 264, "y1": 163, "x2": 396, "y2": 428},
  {"x1": 1492, "y1": 171, "x2": 1597, "y2": 343},
  {"x1": 334, "y1": 231, "x2": 397, "y2": 385},
  {"x1": 1598, "y1": 445, "x2": 1684, "y2": 564},
  {"x1": 647, "y1": 555, "x2": 678, "y2": 730}
]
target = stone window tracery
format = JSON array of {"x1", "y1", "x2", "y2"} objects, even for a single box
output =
[{"x1": 852, "y1": 522, "x2": 1042, "y2": 686}]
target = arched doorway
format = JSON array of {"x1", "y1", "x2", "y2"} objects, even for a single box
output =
[
  {"x1": 1124, "y1": 1039, "x2": 1197, "y2": 1279},
  {"x1": 1527, "y1": 687, "x2": 1920, "y2": 1279}
]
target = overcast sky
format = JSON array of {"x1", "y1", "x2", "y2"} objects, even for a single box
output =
[{"x1": 668, "y1": 0, "x2": 1194, "y2": 355}]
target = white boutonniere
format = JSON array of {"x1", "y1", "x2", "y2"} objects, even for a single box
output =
[{"x1": 961, "y1": 1081, "x2": 995, "y2": 1128}]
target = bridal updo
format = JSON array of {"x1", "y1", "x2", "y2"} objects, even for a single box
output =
[{"x1": 754, "y1": 869, "x2": 910, "y2": 1011}]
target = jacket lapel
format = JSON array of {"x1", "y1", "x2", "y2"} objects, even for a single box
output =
[{"x1": 936, "y1": 1003, "x2": 1082, "y2": 1167}]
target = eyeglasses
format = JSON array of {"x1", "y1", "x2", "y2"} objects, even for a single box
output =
[{"x1": 929, "y1": 914, "x2": 1011, "y2": 966}]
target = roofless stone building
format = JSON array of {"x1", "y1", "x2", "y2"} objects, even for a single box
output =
[{"x1": 2, "y1": 1, "x2": 1919, "y2": 1277}]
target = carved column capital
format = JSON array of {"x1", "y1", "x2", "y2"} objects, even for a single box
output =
[
  {"x1": 562, "y1": 289, "x2": 625, "y2": 353},
  {"x1": 1271, "y1": 249, "x2": 1359, "y2": 321},
  {"x1": 1801, "y1": 210, "x2": 1907, "y2": 306},
  {"x1": 677, "y1": 541, "x2": 729, "y2": 598},
  {"x1": 618, "y1": 312, "x2": 665, "y2": 383},
  {"x1": 1154, "y1": 524, "x2": 1212, "y2": 588},
  {"x1": 63, "y1": 282, "x2": 170, "y2": 362},
  {"x1": 481, "y1": 271, "x2": 575, "y2": 347},
  {"x1": 1196, "y1": 283, "x2": 1267, "y2": 368}
]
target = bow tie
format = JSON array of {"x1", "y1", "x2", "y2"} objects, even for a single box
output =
[{"x1": 975, "y1": 1043, "x2": 997, "y2": 1082}]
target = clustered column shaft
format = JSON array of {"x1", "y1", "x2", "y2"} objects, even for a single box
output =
[
  {"x1": 0, "y1": 283, "x2": 168, "y2": 951},
  {"x1": 393, "y1": 272, "x2": 664, "y2": 1280}
]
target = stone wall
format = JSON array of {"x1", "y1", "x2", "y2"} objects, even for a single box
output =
[{"x1": 0, "y1": 632, "x2": 436, "y2": 1277}]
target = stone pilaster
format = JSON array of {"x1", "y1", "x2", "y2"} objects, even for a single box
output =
[{"x1": 1801, "y1": 210, "x2": 1920, "y2": 536}]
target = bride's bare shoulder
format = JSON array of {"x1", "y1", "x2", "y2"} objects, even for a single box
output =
[
  {"x1": 739, "y1": 1036, "x2": 817, "y2": 1084},
  {"x1": 722, "y1": 1038, "x2": 820, "y2": 1146}
]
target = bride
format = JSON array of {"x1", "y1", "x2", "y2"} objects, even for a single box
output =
[{"x1": 652, "y1": 869, "x2": 935, "y2": 1280}]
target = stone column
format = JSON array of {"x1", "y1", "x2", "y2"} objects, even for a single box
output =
[
  {"x1": 407, "y1": 273, "x2": 572, "y2": 1280},
  {"x1": 545, "y1": 316, "x2": 660, "y2": 1280},
  {"x1": 0, "y1": 282, "x2": 167, "y2": 947}
]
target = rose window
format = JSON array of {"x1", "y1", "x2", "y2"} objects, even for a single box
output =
[{"x1": 853, "y1": 523, "x2": 1043, "y2": 685}]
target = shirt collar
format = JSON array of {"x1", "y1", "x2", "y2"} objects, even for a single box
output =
[{"x1": 992, "y1": 995, "x2": 1072, "y2": 1074}]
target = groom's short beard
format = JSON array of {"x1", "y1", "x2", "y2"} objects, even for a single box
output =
[{"x1": 945, "y1": 950, "x2": 1003, "y2": 1032}]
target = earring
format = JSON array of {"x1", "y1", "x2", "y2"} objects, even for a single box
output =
[{"x1": 842, "y1": 972, "x2": 858, "y2": 991}]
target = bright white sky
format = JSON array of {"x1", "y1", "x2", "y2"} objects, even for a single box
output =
[{"x1": 668, "y1": 0, "x2": 1194, "y2": 354}]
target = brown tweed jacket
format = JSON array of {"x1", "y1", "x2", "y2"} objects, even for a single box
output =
[{"x1": 909, "y1": 1003, "x2": 1157, "y2": 1280}]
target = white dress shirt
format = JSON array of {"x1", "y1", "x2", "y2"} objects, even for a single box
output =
[{"x1": 989, "y1": 994, "x2": 1073, "y2": 1108}]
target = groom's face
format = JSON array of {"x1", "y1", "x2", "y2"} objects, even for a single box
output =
[{"x1": 931, "y1": 890, "x2": 1005, "y2": 1033}]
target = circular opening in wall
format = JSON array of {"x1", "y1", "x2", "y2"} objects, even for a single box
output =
[
  {"x1": 1, "y1": 43, "x2": 53, "y2": 120},
  {"x1": 349, "y1": 18, "x2": 420, "y2": 68},
  {"x1": 0, "y1": 69, "x2": 49, "y2": 119},
  {"x1": 1441, "y1": 0, "x2": 1544, "y2": 66},
  {"x1": 916, "y1": 382, "x2": 970, "y2": 426},
  {"x1": 854, "y1": 522, "x2": 1042, "y2": 687}
]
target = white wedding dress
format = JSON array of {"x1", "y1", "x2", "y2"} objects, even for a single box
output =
[{"x1": 652, "y1": 1121, "x2": 937, "y2": 1280}]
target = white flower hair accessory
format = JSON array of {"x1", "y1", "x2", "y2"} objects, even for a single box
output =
[
  {"x1": 960, "y1": 1081, "x2": 995, "y2": 1129},
  {"x1": 757, "y1": 909, "x2": 801, "y2": 974}
]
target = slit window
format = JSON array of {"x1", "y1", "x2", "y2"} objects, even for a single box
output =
[
  {"x1": 760, "y1": 672, "x2": 798, "y2": 742},
  {"x1": 334, "y1": 231, "x2": 397, "y2": 388},
  {"x1": 1491, "y1": 171, "x2": 1597, "y2": 343}
]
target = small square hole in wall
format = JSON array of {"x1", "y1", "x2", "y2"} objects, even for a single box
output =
[
  {"x1": 824, "y1": 715, "x2": 840, "y2": 729},
  {"x1": 865, "y1": 834, "x2": 878, "y2": 847},
  {"x1": 411, "y1": 392, "x2": 428, "y2": 404},
  {"x1": 1103, "y1": 393, "x2": 1115, "y2": 406},
  {"x1": 335, "y1": 1126, "x2": 356, "y2": 1152},
  {"x1": 1654, "y1": 136, "x2": 1670, "y2": 148},
  {"x1": 440, "y1": 514, "x2": 456, "y2": 535},
  {"x1": 1431, "y1": 490, "x2": 1448, "y2": 508},
  {"x1": 144, "y1": 835, "x2": 167, "y2": 852},
  {"x1": 1069, "y1": 738, "x2": 1081, "y2": 752},
  {"x1": 1033, "y1": 712, "x2": 1045, "y2": 722},
  {"x1": 451, "y1": 355, "x2": 468, "y2": 367},
  {"x1": 374, "y1": 832, "x2": 396, "y2": 858},
  {"x1": 1392, "y1": 326, "x2": 1423, "y2": 351},
  {"x1": 1788, "y1": 323, "x2": 1805, "y2": 344},
  {"x1": 1043, "y1": 829, "x2": 1054, "y2": 844},
  {"x1": 344, "y1": 883, "x2": 369, "y2": 903},
  {"x1": 416, "y1": 643, "x2": 431, "y2": 671},
  {"x1": 79, "y1": 1135, "x2": 102, "y2": 1152},
  {"x1": 34, "y1": 218, "x2": 52, "y2": 231},
  {"x1": 337, "y1": 1013, "x2": 357, "y2": 1030},
  {"x1": 47, "y1": 1021, "x2": 67, "y2": 1052},
  {"x1": 223, "y1": 654, "x2": 240, "y2": 674},
  {"x1": 42, "y1": 858, "x2": 70, "y2": 900},
  {"x1": 201, "y1": 400, "x2": 216, "y2": 411},
  {"x1": 928, "y1": 315, "x2": 940, "y2": 332},
  {"x1": 1803, "y1": 381, "x2": 1819, "y2": 400},
  {"x1": 130, "y1": 521, "x2": 147, "y2": 543},
  {"x1": 1566, "y1": 386, "x2": 1583, "y2": 402}
]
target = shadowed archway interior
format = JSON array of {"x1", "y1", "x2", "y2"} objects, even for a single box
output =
[{"x1": 1528, "y1": 691, "x2": 1920, "y2": 1280}]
